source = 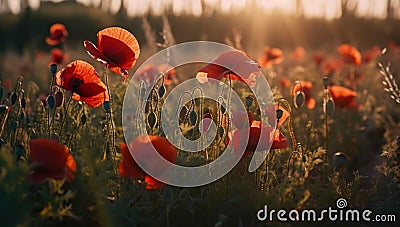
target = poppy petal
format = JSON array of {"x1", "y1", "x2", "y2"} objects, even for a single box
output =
[
  {"x1": 84, "y1": 40, "x2": 109, "y2": 65},
  {"x1": 77, "y1": 82, "x2": 106, "y2": 97},
  {"x1": 30, "y1": 138, "x2": 68, "y2": 173},
  {"x1": 97, "y1": 27, "x2": 140, "y2": 69},
  {"x1": 144, "y1": 175, "x2": 165, "y2": 190}
]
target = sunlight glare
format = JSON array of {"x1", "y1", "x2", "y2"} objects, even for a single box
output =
[
  {"x1": 7, "y1": 0, "x2": 21, "y2": 14},
  {"x1": 28, "y1": 0, "x2": 41, "y2": 10}
]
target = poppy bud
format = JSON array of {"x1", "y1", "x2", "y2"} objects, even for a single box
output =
[
  {"x1": 11, "y1": 121, "x2": 18, "y2": 130},
  {"x1": 19, "y1": 111, "x2": 26, "y2": 122},
  {"x1": 0, "y1": 138, "x2": 6, "y2": 149},
  {"x1": 10, "y1": 92, "x2": 17, "y2": 105},
  {"x1": 26, "y1": 115, "x2": 31, "y2": 125},
  {"x1": 21, "y1": 97, "x2": 26, "y2": 109},
  {"x1": 294, "y1": 91, "x2": 305, "y2": 109},
  {"x1": 14, "y1": 144, "x2": 24, "y2": 159},
  {"x1": 55, "y1": 90, "x2": 64, "y2": 108},
  {"x1": 158, "y1": 85, "x2": 166, "y2": 98},
  {"x1": 218, "y1": 126, "x2": 225, "y2": 137},
  {"x1": 49, "y1": 63, "x2": 58, "y2": 75},
  {"x1": 0, "y1": 105, "x2": 9, "y2": 114},
  {"x1": 140, "y1": 87, "x2": 146, "y2": 99},
  {"x1": 81, "y1": 114, "x2": 87, "y2": 125},
  {"x1": 245, "y1": 96, "x2": 253, "y2": 108},
  {"x1": 46, "y1": 94, "x2": 56, "y2": 110},
  {"x1": 220, "y1": 100, "x2": 227, "y2": 114},
  {"x1": 147, "y1": 112, "x2": 157, "y2": 128},
  {"x1": 324, "y1": 99, "x2": 335, "y2": 116},
  {"x1": 323, "y1": 77, "x2": 330, "y2": 88},
  {"x1": 179, "y1": 106, "x2": 188, "y2": 121},
  {"x1": 103, "y1": 101, "x2": 111, "y2": 111},
  {"x1": 189, "y1": 110, "x2": 198, "y2": 126},
  {"x1": 332, "y1": 151, "x2": 348, "y2": 169},
  {"x1": 50, "y1": 133, "x2": 60, "y2": 142},
  {"x1": 28, "y1": 129, "x2": 37, "y2": 139},
  {"x1": 276, "y1": 109, "x2": 283, "y2": 120},
  {"x1": 0, "y1": 85, "x2": 4, "y2": 100}
]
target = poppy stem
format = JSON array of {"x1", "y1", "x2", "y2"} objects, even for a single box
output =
[
  {"x1": 277, "y1": 99, "x2": 296, "y2": 151},
  {"x1": 324, "y1": 88, "x2": 329, "y2": 156},
  {"x1": 59, "y1": 95, "x2": 72, "y2": 138},
  {"x1": 103, "y1": 66, "x2": 117, "y2": 173}
]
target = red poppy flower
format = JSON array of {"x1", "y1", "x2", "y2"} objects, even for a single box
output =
[
  {"x1": 29, "y1": 138, "x2": 76, "y2": 183},
  {"x1": 196, "y1": 50, "x2": 261, "y2": 87},
  {"x1": 362, "y1": 45, "x2": 381, "y2": 63},
  {"x1": 229, "y1": 120, "x2": 288, "y2": 158},
  {"x1": 46, "y1": 23, "x2": 68, "y2": 46},
  {"x1": 158, "y1": 63, "x2": 177, "y2": 86},
  {"x1": 279, "y1": 76, "x2": 291, "y2": 88},
  {"x1": 135, "y1": 63, "x2": 177, "y2": 86},
  {"x1": 50, "y1": 48, "x2": 68, "y2": 65},
  {"x1": 293, "y1": 81, "x2": 316, "y2": 109},
  {"x1": 271, "y1": 128, "x2": 288, "y2": 149},
  {"x1": 289, "y1": 46, "x2": 305, "y2": 61},
  {"x1": 388, "y1": 40, "x2": 398, "y2": 52},
  {"x1": 118, "y1": 135, "x2": 177, "y2": 190},
  {"x1": 56, "y1": 60, "x2": 108, "y2": 108},
  {"x1": 337, "y1": 44, "x2": 362, "y2": 65},
  {"x1": 230, "y1": 121, "x2": 274, "y2": 158},
  {"x1": 312, "y1": 53, "x2": 325, "y2": 66},
  {"x1": 344, "y1": 70, "x2": 364, "y2": 89},
  {"x1": 118, "y1": 143, "x2": 146, "y2": 179},
  {"x1": 84, "y1": 27, "x2": 140, "y2": 80},
  {"x1": 265, "y1": 104, "x2": 289, "y2": 127},
  {"x1": 232, "y1": 110, "x2": 253, "y2": 129},
  {"x1": 144, "y1": 175, "x2": 166, "y2": 190},
  {"x1": 328, "y1": 85, "x2": 359, "y2": 109},
  {"x1": 258, "y1": 46, "x2": 284, "y2": 68},
  {"x1": 322, "y1": 58, "x2": 343, "y2": 74}
]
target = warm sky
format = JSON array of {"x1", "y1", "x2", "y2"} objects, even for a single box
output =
[{"x1": 2, "y1": 0, "x2": 398, "y2": 19}]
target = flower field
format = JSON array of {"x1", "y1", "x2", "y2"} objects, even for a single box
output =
[{"x1": 1, "y1": 3, "x2": 400, "y2": 227}]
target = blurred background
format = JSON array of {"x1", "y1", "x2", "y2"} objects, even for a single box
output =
[{"x1": 0, "y1": 0, "x2": 399, "y2": 84}]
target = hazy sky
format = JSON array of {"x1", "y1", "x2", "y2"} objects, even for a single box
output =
[{"x1": 1, "y1": 0, "x2": 397, "y2": 19}]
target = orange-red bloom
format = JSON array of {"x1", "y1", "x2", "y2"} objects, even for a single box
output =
[
  {"x1": 158, "y1": 63, "x2": 177, "y2": 85},
  {"x1": 56, "y1": 60, "x2": 108, "y2": 108},
  {"x1": 135, "y1": 63, "x2": 177, "y2": 86},
  {"x1": 328, "y1": 85, "x2": 359, "y2": 109},
  {"x1": 279, "y1": 76, "x2": 291, "y2": 88},
  {"x1": 50, "y1": 48, "x2": 68, "y2": 65},
  {"x1": 118, "y1": 135, "x2": 177, "y2": 190},
  {"x1": 258, "y1": 46, "x2": 284, "y2": 68},
  {"x1": 230, "y1": 121, "x2": 274, "y2": 158},
  {"x1": 229, "y1": 120, "x2": 288, "y2": 158},
  {"x1": 312, "y1": 53, "x2": 325, "y2": 66},
  {"x1": 362, "y1": 45, "x2": 381, "y2": 63},
  {"x1": 322, "y1": 58, "x2": 343, "y2": 74},
  {"x1": 271, "y1": 128, "x2": 288, "y2": 149},
  {"x1": 84, "y1": 27, "x2": 140, "y2": 80},
  {"x1": 232, "y1": 110, "x2": 254, "y2": 129},
  {"x1": 293, "y1": 81, "x2": 316, "y2": 109},
  {"x1": 29, "y1": 138, "x2": 76, "y2": 183},
  {"x1": 46, "y1": 23, "x2": 68, "y2": 46},
  {"x1": 289, "y1": 46, "x2": 305, "y2": 61},
  {"x1": 196, "y1": 50, "x2": 261, "y2": 87},
  {"x1": 337, "y1": 44, "x2": 362, "y2": 65},
  {"x1": 265, "y1": 104, "x2": 290, "y2": 127}
]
